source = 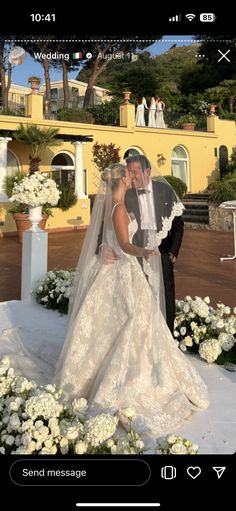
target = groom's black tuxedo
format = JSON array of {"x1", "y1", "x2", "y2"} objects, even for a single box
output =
[{"x1": 125, "y1": 180, "x2": 184, "y2": 334}]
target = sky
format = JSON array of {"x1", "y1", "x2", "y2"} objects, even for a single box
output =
[{"x1": 11, "y1": 36, "x2": 194, "y2": 87}]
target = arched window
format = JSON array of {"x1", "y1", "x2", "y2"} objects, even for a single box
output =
[
  {"x1": 219, "y1": 145, "x2": 228, "y2": 179},
  {"x1": 43, "y1": 152, "x2": 75, "y2": 185},
  {"x1": 123, "y1": 147, "x2": 143, "y2": 159},
  {"x1": 7, "y1": 150, "x2": 20, "y2": 177},
  {"x1": 171, "y1": 146, "x2": 189, "y2": 188}
]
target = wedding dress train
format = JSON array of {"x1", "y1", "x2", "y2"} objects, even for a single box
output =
[{"x1": 53, "y1": 215, "x2": 209, "y2": 436}]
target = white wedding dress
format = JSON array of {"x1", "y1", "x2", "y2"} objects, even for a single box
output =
[{"x1": 53, "y1": 211, "x2": 209, "y2": 437}]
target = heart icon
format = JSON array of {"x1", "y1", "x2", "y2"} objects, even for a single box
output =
[{"x1": 187, "y1": 466, "x2": 201, "y2": 479}]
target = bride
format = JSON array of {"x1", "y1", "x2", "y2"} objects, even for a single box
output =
[{"x1": 53, "y1": 163, "x2": 209, "y2": 437}]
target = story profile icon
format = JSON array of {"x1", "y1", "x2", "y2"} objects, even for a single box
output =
[{"x1": 8, "y1": 46, "x2": 26, "y2": 66}]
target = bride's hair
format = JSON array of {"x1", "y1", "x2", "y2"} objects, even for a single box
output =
[{"x1": 101, "y1": 163, "x2": 126, "y2": 190}]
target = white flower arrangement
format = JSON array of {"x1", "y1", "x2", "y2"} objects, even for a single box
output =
[
  {"x1": 0, "y1": 357, "x2": 147, "y2": 455},
  {"x1": 34, "y1": 270, "x2": 75, "y2": 314},
  {"x1": 10, "y1": 172, "x2": 60, "y2": 207},
  {"x1": 156, "y1": 435, "x2": 198, "y2": 455},
  {"x1": 174, "y1": 296, "x2": 236, "y2": 365},
  {"x1": 0, "y1": 357, "x2": 199, "y2": 456}
]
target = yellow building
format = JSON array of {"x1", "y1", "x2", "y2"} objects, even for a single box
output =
[
  {"x1": 40, "y1": 79, "x2": 111, "y2": 111},
  {"x1": 0, "y1": 79, "x2": 111, "y2": 115},
  {"x1": 0, "y1": 92, "x2": 236, "y2": 236}
]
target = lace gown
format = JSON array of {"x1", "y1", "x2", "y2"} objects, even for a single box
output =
[{"x1": 54, "y1": 214, "x2": 209, "y2": 437}]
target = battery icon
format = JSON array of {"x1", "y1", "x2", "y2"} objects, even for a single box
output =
[{"x1": 200, "y1": 13, "x2": 216, "y2": 22}]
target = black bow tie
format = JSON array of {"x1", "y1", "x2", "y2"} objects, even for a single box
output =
[{"x1": 137, "y1": 189, "x2": 150, "y2": 195}]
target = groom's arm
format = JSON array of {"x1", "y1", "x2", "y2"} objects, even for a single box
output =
[{"x1": 169, "y1": 215, "x2": 184, "y2": 258}]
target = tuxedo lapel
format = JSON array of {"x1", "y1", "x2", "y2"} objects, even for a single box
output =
[{"x1": 125, "y1": 188, "x2": 143, "y2": 246}]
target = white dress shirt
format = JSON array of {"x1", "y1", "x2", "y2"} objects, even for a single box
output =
[{"x1": 138, "y1": 180, "x2": 157, "y2": 230}]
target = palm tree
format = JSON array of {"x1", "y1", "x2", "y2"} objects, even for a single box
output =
[{"x1": 13, "y1": 124, "x2": 62, "y2": 174}]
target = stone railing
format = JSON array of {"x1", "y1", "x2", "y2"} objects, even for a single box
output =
[{"x1": 209, "y1": 204, "x2": 234, "y2": 231}]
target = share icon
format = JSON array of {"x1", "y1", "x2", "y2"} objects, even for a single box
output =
[{"x1": 212, "y1": 467, "x2": 226, "y2": 479}]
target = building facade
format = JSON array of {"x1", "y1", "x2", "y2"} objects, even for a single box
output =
[{"x1": 0, "y1": 93, "x2": 235, "y2": 236}]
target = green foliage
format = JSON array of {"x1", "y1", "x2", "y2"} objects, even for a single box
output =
[
  {"x1": 228, "y1": 146, "x2": 236, "y2": 173},
  {"x1": 3, "y1": 172, "x2": 25, "y2": 198},
  {"x1": 209, "y1": 180, "x2": 236, "y2": 204},
  {"x1": 28, "y1": 76, "x2": 41, "y2": 83},
  {"x1": 57, "y1": 183, "x2": 77, "y2": 211},
  {"x1": 87, "y1": 99, "x2": 120, "y2": 126},
  {"x1": 13, "y1": 124, "x2": 61, "y2": 159},
  {"x1": 175, "y1": 114, "x2": 197, "y2": 127},
  {"x1": 92, "y1": 142, "x2": 121, "y2": 172},
  {"x1": 57, "y1": 108, "x2": 94, "y2": 123},
  {"x1": 163, "y1": 175, "x2": 187, "y2": 199}
]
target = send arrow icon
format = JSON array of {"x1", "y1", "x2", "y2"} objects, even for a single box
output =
[{"x1": 212, "y1": 467, "x2": 226, "y2": 479}]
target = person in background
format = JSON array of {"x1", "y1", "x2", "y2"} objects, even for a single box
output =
[
  {"x1": 135, "y1": 96, "x2": 148, "y2": 126},
  {"x1": 156, "y1": 97, "x2": 166, "y2": 128}
]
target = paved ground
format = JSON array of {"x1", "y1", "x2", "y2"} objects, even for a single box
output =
[{"x1": 0, "y1": 229, "x2": 235, "y2": 307}]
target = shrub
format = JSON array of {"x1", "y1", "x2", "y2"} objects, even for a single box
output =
[
  {"x1": 57, "y1": 183, "x2": 77, "y2": 211},
  {"x1": 209, "y1": 180, "x2": 236, "y2": 204},
  {"x1": 57, "y1": 108, "x2": 94, "y2": 124},
  {"x1": 175, "y1": 114, "x2": 197, "y2": 128},
  {"x1": 163, "y1": 175, "x2": 187, "y2": 199},
  {"x1": 92, "y1": 142, "x2": 121, "y2": 172}
]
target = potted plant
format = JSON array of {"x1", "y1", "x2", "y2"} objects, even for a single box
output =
[
  {"x1": 28, "y1": 76, "x2": 41, "y2": 93},
  {"x1": 7, "y1": 172, "x2": 60, "y2": 242},
  {"x1": 176, "y1": 114, "x2": 197, "y2": 130}
]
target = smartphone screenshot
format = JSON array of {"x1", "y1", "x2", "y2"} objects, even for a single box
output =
[{"x1": 0, "y1": 7, "x2": 235, "y2": 510}]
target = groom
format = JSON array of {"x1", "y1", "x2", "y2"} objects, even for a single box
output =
[{"x1": 125, "y1": 155, "x2": 184, "y2": 333}]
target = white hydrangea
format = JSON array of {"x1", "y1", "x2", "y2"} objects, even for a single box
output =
[
  {"x1": 218, "y1": 333, "x2": 235, "y2": 351},
  {"x1": 10, "y1": 172, "x2": 60, "y2": 207},
  {"x1": 84, "y1": 414, "x2": 119, "y2": 447},
  {"x1": 199, "y1": 339, "x2": 222, "y2": 363},
  {"x1": 25, "y1": 392, "x2": 63, "y2": 420}
]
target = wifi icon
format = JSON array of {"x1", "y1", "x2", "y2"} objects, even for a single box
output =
[{"x1": 185, "y1": 13, "x2": 196, "y2": 21}]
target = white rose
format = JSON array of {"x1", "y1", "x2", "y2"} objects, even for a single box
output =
[
  {"x1": 75, "y1": 441, "x2": 88, "y2": 454},
  {"x1": 184, "y1": 336, "x2": 193, "y2": 347},
  {"x1": 204, "y1": 296, "x2": 210, "y2": 304},
  {"x1": 5, "y1": 435, "x2": 15, "y2": 446},
  {"x1": 120, "y1": 407, "x2": 136, "y2": 419},
  {"x1": 180, "y1": 327, "x2": 187, "y2": 336},
  {"x1": 170, "y1": 443, "x2": 188, "y2": 454},
  {"x1": 167, "y1": 435, "x2": 178, "y2": 444}
]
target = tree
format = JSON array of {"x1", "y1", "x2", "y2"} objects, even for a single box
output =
[
  {"x1": 22, "y1": 37, "x2": 60, "y2": 117},
  {"x1": 76, "y1": 38, "x2": 159, "y2": 107},
  {"x1": 13, "y1": 124, "x2": 62, "y2": 174},
  {"x1": 0, "y1": 38, "x2": 15, "y2": 113},
  {"x1": 219, "y1": 79, "x2": 236, "y2": 113}
]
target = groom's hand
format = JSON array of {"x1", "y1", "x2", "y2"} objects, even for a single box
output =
[{"x1": 100, "y1": 244, "x2": 119, "y2": 264}]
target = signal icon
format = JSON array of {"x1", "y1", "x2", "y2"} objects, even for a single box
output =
[
  {"x1": 169, "y1": 14, "x2": 181, "y2": 22},
  {"x1": 185, "y1": 13, "x2": 196, "y2": 21}
]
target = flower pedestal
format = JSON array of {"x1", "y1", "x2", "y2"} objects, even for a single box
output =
[
  {"x1": 21, "y1": 221, "x2": 48, "y2": 303},
  {"x1": 28, "y1": 205, "x2": 43, "y2": 231},
  {"x1": 13, "y1": 211, "x2": 48, "y2": 243}
]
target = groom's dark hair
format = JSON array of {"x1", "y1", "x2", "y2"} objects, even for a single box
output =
[{"x1": 126, "y1": 154, "x2": 151, "y2": 171}]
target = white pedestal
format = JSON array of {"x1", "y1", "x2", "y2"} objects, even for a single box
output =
[
  {"x1": 21, "y1": 230, "x2": 48, "y2": 302},
  {"x1": 219, "y1": 201, "x2": 236, "y2": 261}
]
